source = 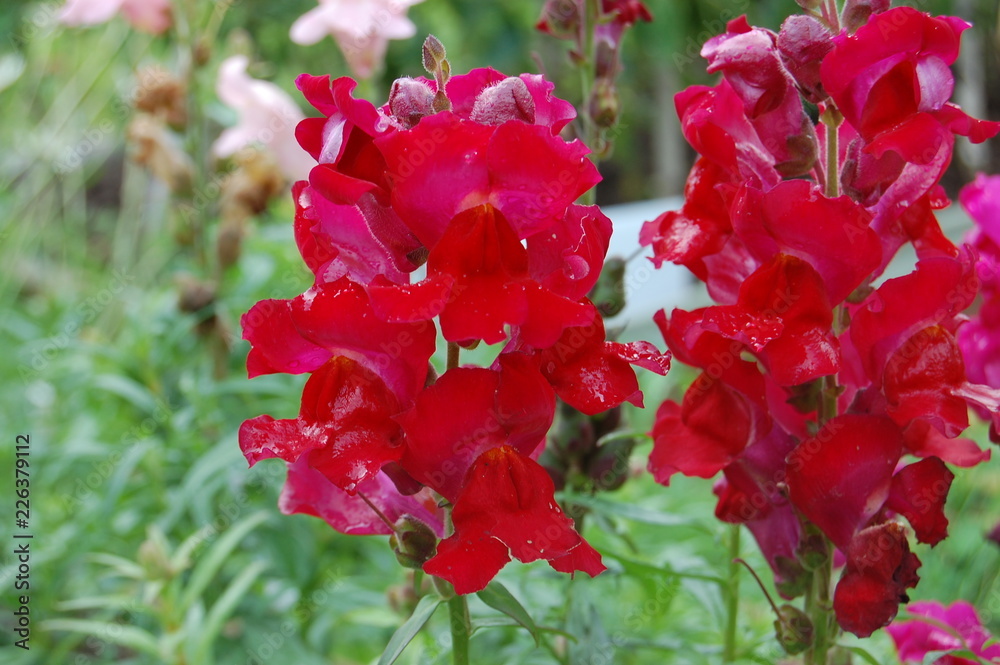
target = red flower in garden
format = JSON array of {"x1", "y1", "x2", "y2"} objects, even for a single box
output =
[
  {"x1": 644, "y1": 5, "x2": 1000, "y2": 644},
  {"x1": 240, "y1": 49, "x2": 666, "y2": 596},
  {"x1": 888, "y1": 601, "x2": 1000, "y2": 664}
]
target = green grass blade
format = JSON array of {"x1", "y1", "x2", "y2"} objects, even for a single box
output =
[
  {"x1": 377, "y1": 595, "x2": 441, "y2": 665},
  {"x1": 179, "y1": 510, "x2": 269, "y2": 614},
  {"x1": 191, "y1": 560, "x2": 268, "y2": 665},
  {"x1": 41, "y1": 619, "x2": 160, "y2": 658}
]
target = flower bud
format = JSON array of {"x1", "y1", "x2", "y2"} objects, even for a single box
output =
[
  {"x1": 588, "y1": 256, "x2": 626, "y2": 318},
  {"x1": 421, "y1": 34, "x2": 448, "y2": 74},
  {"x1": 776, "y1": 15, "x2": 833, "y2": 104},
  {"x1": 471, "y1": 77, "x2": 536, "y2": 125},
  {"x1": 389, "y1": 77, "x2": 436, "y2": 128},
  {"x1": 773, "y1": 555, "x2": 810, "y2": 599},
  {"x1": 587, "y1": 437, "x2": 635, "y2": 492},
  {"x1": 775, "y1": 604, "x2": 814, "y2": 655},
  {"x1": 588, "y1": 78, "x2": 620, "y2": 129},
  {"x1": 536, "y1": 0, "x2": 581, "y2": 40},
  {"x1": 389, "y1": 514, "x2": 437, "y2": 569},
  {"x1": 842, "y1": 0, "x2": 890, "y2": 34}
]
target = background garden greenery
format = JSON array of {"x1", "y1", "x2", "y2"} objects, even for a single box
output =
[{"x1": 0, "y1": 0, "x2": 998, "y2": 663}]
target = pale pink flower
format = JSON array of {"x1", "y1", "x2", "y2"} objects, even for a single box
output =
[
  {"x1": 212, "y1": 56, "x2": 313, "y2": 183},
  {"x1": 58, "y1": 0, "x2": 172, "y2": 35},
  {"x1": 290, "y1": 0, "x2": 424, "y2": 79}
]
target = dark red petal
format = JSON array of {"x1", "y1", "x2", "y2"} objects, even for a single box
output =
[
  {"x1": 424, "y1": 446, "x2": 602, "y2": 593},
  {"x1": 702, "y1": 255, "x2": 840, "y2": 386},
  {"x1": 786, "y1": 415, "x2": 903, "y2": 549},
  {"x1": 851, "y1": 256, "x2": 978, "y2": 385},
  {"x1": 528, "y1": 204, "x2": 613, "y2": 302},
  {"x1": 833, "y1": 522, "x2": 921, "y2": 638},
  {"x1": 397, "y1": 367, "x2": 504, "y2": 501},
  {"x1": 886, "y1": 457, "x2": 954, "y2": 546},
  {"x1": 733, "y1": 180, "x2": 881, "y2": 304},
  {"x1": 288, "y1": 278, "x2": 436, "y2": 399},
  {"x1": 377, "y1": 114, "x2": 494, "y2": 248},
  {"x1": 538, "y1": 318, "x2": 647, "y2": 414},
  {"x1": 883, "y1": 326, "x2": 969, "y2": 437},
  {"x1": 240, "y1": 358, "x2": 404, "y2": 493},
  {"x1": 242, "y1": 299, "x2": 330, "y2": 378},
  {"x1": 648, "y1": 374, "x2": 756, "y2": 484},
  {"x1": 423, "y1": 530, "x2": 512, "y2": 595}
]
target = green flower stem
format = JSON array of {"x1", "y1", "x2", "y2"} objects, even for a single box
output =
[
  {"x1": 804, "y1": 542, "x2": 834, "y2": 665},
  {"x1": 448, "y1": 594, "x2": 471, "y2": 665},
  {"x1": 723, "y1": 524, "x2": 741, "y2": 662}
]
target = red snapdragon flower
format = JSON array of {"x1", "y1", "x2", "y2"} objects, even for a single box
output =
[
  {"x1": 241, "y1": 54, "x2": 667, "y2": 596},
  {"x1": 644, "y1": 5, "x2": 999, "y2": 641}
]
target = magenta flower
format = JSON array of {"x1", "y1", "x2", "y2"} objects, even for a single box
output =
[
  {"x1": 212, "y1": 56, "x2": 314, "y2": 182},
  {"x1": 58, "y1": 0, "x2": 171, "y2": 34},
  {"x1": 290, "y1": 0, "x2": 424, "y2": 79},
  {"x1": 959, "y1": 174, "x2": 1000, "y2": 429},
  {"x1": 888, "y1": 601, "x2": 1000, "y2": 664}
]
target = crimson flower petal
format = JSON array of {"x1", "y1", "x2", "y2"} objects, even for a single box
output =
[
  {"x1": 648, "y1": 374, "x2": 758, "y2": 484},
  {"x1": 786, "y1": 415, "x2": 903, "y2": 549},
  {"x1": 702, "y1": 255, "x2": 840, "y2": 386},
  {"x1": 886, "y1": 457, "x2": 954, "y2": 546},
  {"x1": 833, "y1": 522, "x2": 921, "y2": 638},
  {"x1": 239, "y1": 357, "x2": 403, "y2": 493},
  {"x1": 423, "y1": 446, "x2": 604, "y2": 594},
  {"x1": 280, "y1": 463, "x2": 443, "y2": 536}
]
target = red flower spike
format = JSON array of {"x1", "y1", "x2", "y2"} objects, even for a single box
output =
[
  {"x1": 368, "y1": 204, "x2": 594, "y2": 346},
  {"x1": 886, "y1": 457, "x2": 954, "y2": 546},
  {"x1": 280, "y1": 463, "x2": 444, "y2": 537},
  {"x1": 423, "y1": 446, "x2": 605, "y2": 594},
  {"x1": 786, "y1": 415, "x2": 903, "y2": 550},
  {"x1": 702, "y1": 254, "x2": 840, "y2": 386},
  {"x1": 833, "y1": 522, "x2": 921, "y2": 638},
  {"x1": 648, "y1": 374, "x2": 757, "y2": 485},
  {"x1": 883, "y1": 326, "x2": 969, "y2": 437},
  {"x1": 537, "y1": 315, "x2": 668, "y2": 414},
  {"x1": 239, "y1": 357, "x2": 403, "y2": 493}
]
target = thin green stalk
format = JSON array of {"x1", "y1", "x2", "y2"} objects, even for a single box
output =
[
  {"x1": 722, "y1": 524, "x2": 741, "y2": 662},
  {"x1": 804, "y1": 540, "x2": 833, "y2": 665},
  {"x1": 448, "y1": 594, "x2": 471, "y2": 665}
]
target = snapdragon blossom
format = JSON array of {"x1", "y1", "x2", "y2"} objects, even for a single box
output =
[
  {"x1": 643, "y1": 4, "x2": 999, "y2": 641},
  {"x1": 239, "y1": 49, "x2": 668, "y2": 594}
]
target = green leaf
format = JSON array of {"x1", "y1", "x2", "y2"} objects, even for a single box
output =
[
  {"x1": 179, "y1": 510, "x2": 269, "y2": 614},
  {"x1": 192, "y1": 560, "x2": 268, "y2": 665},
  {"x1": 377, "y1": 595, "x2": 442, "y2": 665},
  {"x1": 472, "y1": 617, "x2": 575, "y2": 642},
  {"x1": 41, "y1": 619, "x2": 161, "y2": 658},
  {"x1": 559, "y1": 493, "x2": 705, "y2": 530},
  {"x1": 476, "y1": 581, "x2": 540, "y2": 646},
  {"x1": 841, "y1": 645, "x2": 884, "y2": 665}
]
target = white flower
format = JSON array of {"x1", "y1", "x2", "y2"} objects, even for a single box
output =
[
  {"x1": 290, "y1": 0, "x2": 424, "y2": 79},
  {"x1": 58, "y1": 0, "x2": 172, "y2": 34},
  {"x1": 212, "y1": 56, "x2": 314, "y2": 182}
]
